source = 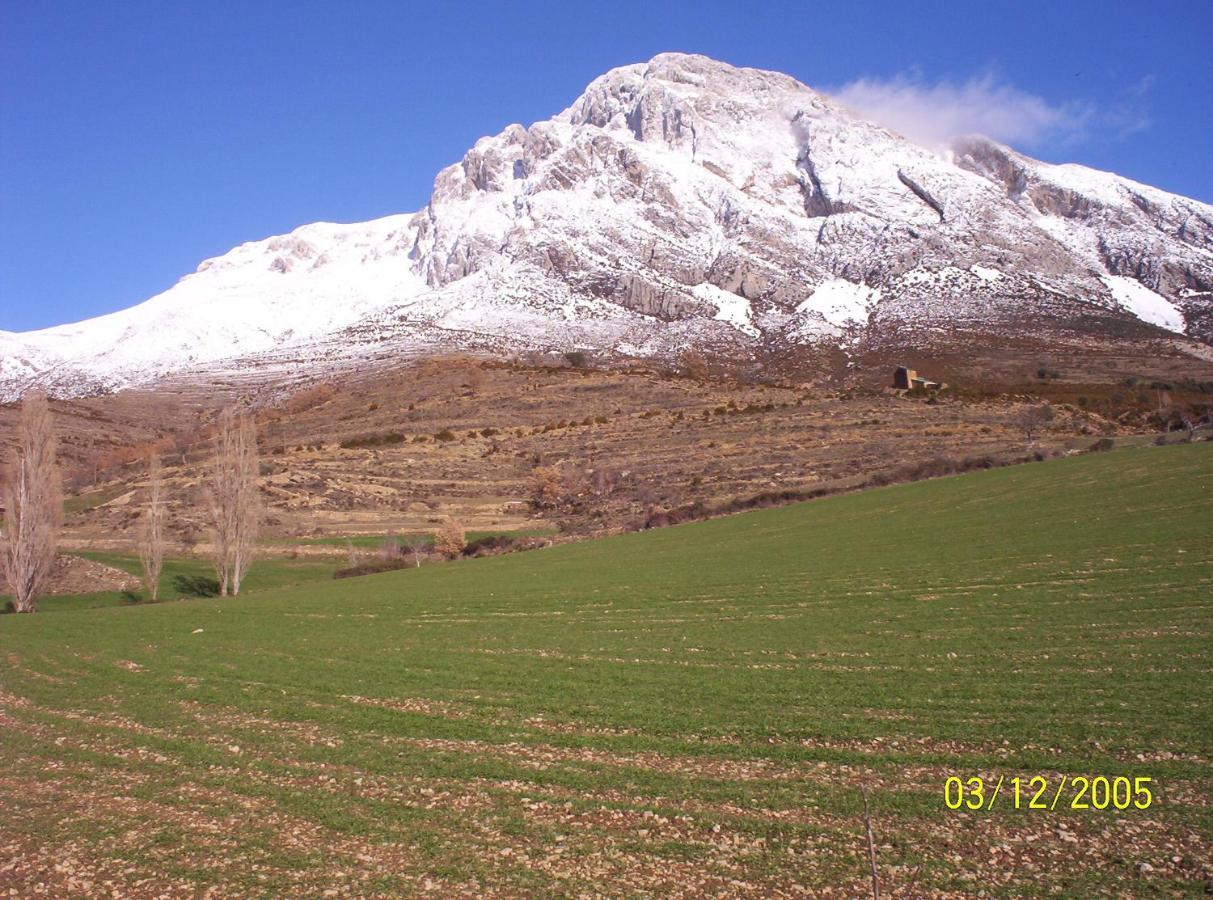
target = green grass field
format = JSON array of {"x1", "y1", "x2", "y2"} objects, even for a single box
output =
[
  {"x1": 2, "y1": 444, "x2": 1210, "y2": 896},
  {"x1": 23, "y1": 526, "x2": 557, "y2": 613},
  {"x1": 16, "y1": 552, "x2": 342, "y2": 613}
]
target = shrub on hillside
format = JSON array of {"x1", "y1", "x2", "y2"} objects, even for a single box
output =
[
  {"x1": 530, "y1": 465, "x2": 564, "y2": 510},
  {"x1": 635, "y1": 452, "x2": 1051, "y2": 533},
  {"x1": 461, "y1": 534, "x2": 517, "y2": 557},
  {"x1": 679, "y1": 350, "x2": 709, "y2": 381},
  {"x1": 433, "y1": 519, "x2": 466, "y2": 559},
  {"x1": 872, "y1": 454, "x2": 998, "y2": 485},
  {"x1": 339, "y1": 431, "x2": 405, "y2": 449},
  {"x1": 334, "y1": 558, "x2": 411, "y2": 579},
  {"x1": 284, "y1": 383, "x2": 335, "y2": 414},
  {"x1": 461, "y1": 534, "x2": 549, "y2": 558}
]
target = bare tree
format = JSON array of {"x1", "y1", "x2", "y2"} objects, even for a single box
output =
[
  {"x1": 395, "y1": 533, "x2": 426, "y2": 568},
  {"x1": 1, "y1": 392, "x2": 62, "y2": 613},
  {"x1": 206, "y1": 408, "x2": 260, "y2": 596},
  {"x1": 1174, "y1": 403, "x2": 1209, "y2": 442},
  {"x1": 590, "y1": 466, "x2": 622, "y2": 497},
  {"x1": 407, "y1": 538, "x2": 425, "y2": 568},
  {"x1": 1014, "y1": 403, "x2": 1055, "y2": 444},
  {"x1": 137, "y1": 453, "x2": 166, "y2": 601},
  {"x1": 678, "y1": 349, "x2": 709, "y2": 381},
  {"x1": 463, "y1": 363, "x2": 485, "y2": 396},
  {"x1": 83, "y1": 432, "x2": 99, "y2": 489},
  {"x1": 433, "y1": 518, "x2": 466, "y2": 560},
  {"x1": 169, "y1": 429, "x2": 192, "y2": 468}
]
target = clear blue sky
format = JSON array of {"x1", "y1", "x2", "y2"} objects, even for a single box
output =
[{"x1": 2, "y1": 0, "x2": 1211, "y2": 332}]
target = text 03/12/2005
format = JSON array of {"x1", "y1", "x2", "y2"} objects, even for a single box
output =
[{"x1": 943, "y1": 775, "x2": 1154, "y2": 811}]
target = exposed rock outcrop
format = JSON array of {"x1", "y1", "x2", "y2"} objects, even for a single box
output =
[{"x1": 3, "y1": 53, "x2": 1211, "y2": 400}]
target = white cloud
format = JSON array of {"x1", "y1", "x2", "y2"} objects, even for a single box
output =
[
  {"x1": 829, "y1": 71, "x2": 1094, "y2": 151},
  {"x1": 1105, "y1": 74, "x2": 1154, "y2": 139}
]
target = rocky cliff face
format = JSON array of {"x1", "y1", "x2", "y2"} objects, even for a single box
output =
[
  {"x1": 4, "y1": 53, "x2": 1212, "y2": 399},
  {"x1": 952, "y1": 136, "x2": 1213, "y2": 336}
]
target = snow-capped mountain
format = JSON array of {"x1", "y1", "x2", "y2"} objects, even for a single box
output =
[{"x1": 4, "y1": 52, "x2": 1212, "y2": 400}]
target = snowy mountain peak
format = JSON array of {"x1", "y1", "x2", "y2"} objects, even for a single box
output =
[{"x1": 3, "y1": 53, "x2": 1212, "y2": 400}]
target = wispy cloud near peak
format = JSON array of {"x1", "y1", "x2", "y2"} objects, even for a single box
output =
[{"x1": 828, "y1": 71, "x2": 1095, "y2": 151}]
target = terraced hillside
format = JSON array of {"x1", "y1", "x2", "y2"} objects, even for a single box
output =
[
  {"x1": 1, "y1": 444, "x2": 1210, "y2": 896},
  {"x1": 11, "y1": 358, "x2": 1192, "y2": 554}
]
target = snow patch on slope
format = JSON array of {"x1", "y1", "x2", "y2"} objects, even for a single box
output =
[
  {"x1": 1100, "y1": 275, "x2": 1185, "y2": 333},
  {"x1": 796, "y1": 279, "x2": 880, "y2": 328},
  {"x1": 692, "y1": 283, "x2": 759, "y2": 337}
]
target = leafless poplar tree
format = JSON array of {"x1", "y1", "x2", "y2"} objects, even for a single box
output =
[
  {"x1": 138, "y1": 453, "x2": 166, "y2": 601},
  {"x1": 206, "y1": 407, "x2": 260, "y2": 596},
  {"x1": 1, "y1": 392, "x2": 62, "y2": 613}
]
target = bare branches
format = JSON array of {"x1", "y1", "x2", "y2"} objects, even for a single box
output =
[
  {"x1": 206, "y1": 408, "x2": 260, "y2": 597},
  {"x1": 137, "y1": 453, "x2": 165, "y2": 601},
  {"x1": 1014, "y1": 403, "x2": 1055, "y2": 444},
  {"x1": 395, "y1": 533, "x2": 427, "y2": 568},
  {"x1": 409, "y1": 540, "x2": 424, "y2": 568},
  {"x1": 1, "y1": 392, "x2": 62, "y2": 613}
]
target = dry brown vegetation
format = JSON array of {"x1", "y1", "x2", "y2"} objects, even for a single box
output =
[
  {"x1": 1, "y1": 356, "x2": 1208, "y2": 563},
  {"x1": 433, "y1": 518, "x2": 467, "y2": 560}
]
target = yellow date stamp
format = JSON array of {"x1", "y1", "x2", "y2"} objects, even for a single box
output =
[{"x1": 944, "y1": 775, "x2": 1153, "y2": 811}]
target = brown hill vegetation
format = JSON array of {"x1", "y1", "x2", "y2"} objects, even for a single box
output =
[{"x1": 3, "y1": 356, "x2": 1206, "y2": 558}]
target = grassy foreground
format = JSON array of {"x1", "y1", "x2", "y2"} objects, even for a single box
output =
[
  {"x1": 1, "y1": 444, "x2": 1210, "y2": 897},
  {"x1": 23, "y1": 552, "x2": 343, "y2": 613}
]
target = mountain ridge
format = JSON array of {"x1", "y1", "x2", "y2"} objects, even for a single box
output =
[{"x1": 4, "y1": 52, "x2": 1212, "y2": 400}]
